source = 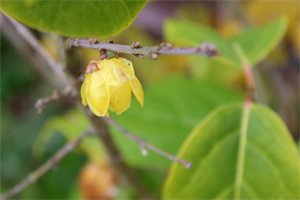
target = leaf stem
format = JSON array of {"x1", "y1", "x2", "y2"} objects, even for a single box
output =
[{"x1": 233, "y1": 43, "x2": 255, "y2": 100}]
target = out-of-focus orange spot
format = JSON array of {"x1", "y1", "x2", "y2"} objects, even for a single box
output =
[{"x1": 78, "y1": 162, "x2": 117, "y2": 200}]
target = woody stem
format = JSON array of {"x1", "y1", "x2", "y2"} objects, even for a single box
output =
[{"x1": 55, "y1": 35, "x2": 153, "y2": 199}]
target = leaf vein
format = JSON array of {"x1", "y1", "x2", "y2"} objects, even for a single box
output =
[
  {"x1": 179, "y1": 130, "x2": 239, "y2": 197},
  {"x1": 247, "y1": 141, "x2": 292, "y2": 197}
]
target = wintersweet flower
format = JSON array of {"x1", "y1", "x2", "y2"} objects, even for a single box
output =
[{"x1": 81, "y1": 57, "x2": 144, "y2": 117}]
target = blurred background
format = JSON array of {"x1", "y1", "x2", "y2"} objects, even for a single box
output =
[{"x1": 1, "y1": 1, "x2": 299, "y2": 199}]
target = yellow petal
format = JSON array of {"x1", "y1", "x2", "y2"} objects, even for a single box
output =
[
  {"x1": 81, "y1": 77, "x2": 88, "y2": 106},
  {"x1": 110, "y1": 82, "x2": 132, "y2": 114},
  {"x1": 105, "y1": 111, "x2": 110, "y2": 118},
  {"x1": 85, "y1": 71, "x2": 110, "y2": 117},
  {"x1": 129, "y1": 77, "x2": 144, "y2": 107},
  {"x1": 100, "y1": 58, "x2": 135, "y2": 87},
  {"x1": 108, "y1": 104, "x2": 117, "y2": 112},
  {"x1": 117, "y1": 57, "x2": 135, "y2": 76}
]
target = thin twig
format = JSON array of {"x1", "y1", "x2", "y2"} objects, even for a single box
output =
[
  {"x1": 0, "y1": 13, "x2": 62, "y2": 89},
  {"x1": 104, "y1": 117, "x2": 192, "y2": 169},
  {"x1": 4, "y1": 14, "x2": 68, "y2": 85},
  {"x1": 82, "y1": 107, "x2": 154, "y2": 199},
  {"x1": 0, "y1": 130, "x2": 94, "y2": 200},
  {"x1": 34, "y1": 88, "x2": 72, "y2": 113},
  {"x1": 67, "y1": 38, "x2": 220, "y2": 59}
]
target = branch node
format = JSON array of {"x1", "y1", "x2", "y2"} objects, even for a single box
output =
[
  {"x1": 149, "y1": 52, "x2": 159, "y2": 60},
  {"x1": 185, "y1": 162, "x2": 192, "y2": 169},
  {"x1": 100, "y1": 54, "x2": 107, "y2": 60},
  {"x1": 46, "y1": 159, "x2": 58, "y2": 171},
  {"x1": 91, "y1": 38, "x2": 98, "y2": 44},
  {"x1": 53, "y1": 90, "x2": 61, "y2": 100},
  {"x1": 131, "y1": 41, "x2": 140, "y2": 49},
  {"x1": 140, "y1": 144, "x2": 148, "y2": 156},
  {"x1": 159, "y1": 42, "x2": 172, "y2": 48},
  {"x1": 99, "y1": 48, "x2": 106, "y2": 55},
  {"x1": 200, "y1": 42, "x2": 220, "y2": 57},
  {"x1": 132, "y1": 53, "x2": 146, "y2": 59},
  {"x1": 26, "y1": 175, "x2": 35, "y2": 184},
  {"x1": 34, "y1": 89, "x2": 69, "y2": 113}
]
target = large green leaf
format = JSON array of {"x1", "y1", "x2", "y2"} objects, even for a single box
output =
[
  {"x1": 163, "y1": 103, "x2": 299, "y2": 199},
  {"x1": 0, "y1": 0, "x2": 147, "y2": 37},
  {"x1": 109, "y1": 76, "x2": 243, "y2": 169},
  {"x1": 231, "y1": 17, "x2": 288, "y2": 66}
]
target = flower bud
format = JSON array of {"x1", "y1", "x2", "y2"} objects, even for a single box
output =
[{"x1": 81, "y1": 58, "x2": 144, "y2": 117}]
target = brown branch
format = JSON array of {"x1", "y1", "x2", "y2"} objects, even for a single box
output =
[
  {"x1": 0, "y1": 130, "x2": 94, "y2": 200},
  {"x1": 3, "y1": 14, "x2": 69, "y2": 85},
  {"x1": 81, "y1": 106, "x2": 154, "y2": 199},
  {"x1": 34, "y1": 88, "x2": 72, "y2": 113},
  {"x1": 66, "y1": 38, "x2": 220, "y2": 59},
  {"x1": 104, "y1": 117, "x2": 192, "y2": 169},
  {"x1": 53, "y1": 35, "x2": 153, "y2": 198}
]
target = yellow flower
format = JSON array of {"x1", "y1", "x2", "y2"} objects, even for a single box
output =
[{"x1": 81, "y1": 57, "x2": 144, "y2": 117}]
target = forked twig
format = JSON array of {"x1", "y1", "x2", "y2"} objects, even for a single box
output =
[
  {"x1": 34, "y1": 88, "x2": 72, "y2": 113},
  {"x1": 1, "y1": 130, "x2": 94, "y2": 200}
]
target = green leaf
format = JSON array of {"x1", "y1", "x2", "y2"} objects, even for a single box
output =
[
  {"x1": 297, "y1": 140, "x2": 300, "y2": 159},
  {"x1": 231, "y1": 16, "x2": 288, "y2": 66},
  {"x1": 164, "y1": 19, "x2": 240, "y2": 68},
  {"x1": 0, "y1": 0, "x2": 147, "y2": 37},
  {"x1": 163, "y1": 103, "x2": 299, "y2": 199},
  {"x1": 109, "y1": 76, "x2": 243, "y2": 169},
  {"x1": 164, "y1": 17, "x2": 287, "y2": 69},
  {"x1": 188, "y1": 56, "x2": 242, "y2": 85}
]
